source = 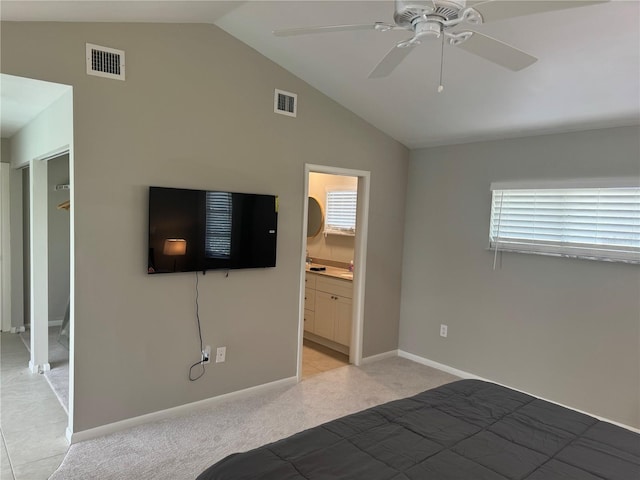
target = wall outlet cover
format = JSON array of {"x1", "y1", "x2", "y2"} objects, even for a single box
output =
[
  {"x1": 440, "y1": 324, "x2": 448, "y2": 338},
  {"x1": 216, "y1": 346, "x2": 226, "y2": 363}
]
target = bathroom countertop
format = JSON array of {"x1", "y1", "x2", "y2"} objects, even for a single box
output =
[{"x1": 305, "y1": 263, "x2": 353, "y2": 281}]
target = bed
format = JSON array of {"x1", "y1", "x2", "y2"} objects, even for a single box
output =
[{"x1": 197, "y1": 379, "x2": 639, "y2": 479}]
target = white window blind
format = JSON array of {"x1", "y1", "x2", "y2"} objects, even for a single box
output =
[
  {"x1": 490, "y1": 186, "x2": 640, "y2": 263},
  {"x1": 205, "y1": 192, "x2": 232, "y2": 259},
  {"x1": 325, "y1": 189, "x2": 357, "y2": 236}
]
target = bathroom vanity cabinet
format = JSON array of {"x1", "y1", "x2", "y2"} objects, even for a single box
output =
[{"x1": 304, "y1": 272, "x2": 352, "y2": 348}]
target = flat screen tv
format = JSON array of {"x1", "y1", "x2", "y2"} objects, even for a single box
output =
[{"x1": 148, "y1": 186, "x2": 278, "y2": 274}]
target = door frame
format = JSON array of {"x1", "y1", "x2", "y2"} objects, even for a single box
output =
[
  {"x1": 1, "y1": 163, "x2": 11, "y2": 332},
  {"x1": 297, "y1": 164, "x2": 371, "y2": 380}
]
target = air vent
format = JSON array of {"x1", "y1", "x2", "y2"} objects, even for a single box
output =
[
  {"x1": 86, "y1": 43, "x2": 125, "y2": 81},
  {"x1": 274, "y1": 89, "x2": 297, "y2": 117}
]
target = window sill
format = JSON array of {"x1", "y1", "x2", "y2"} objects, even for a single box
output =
[
  {"x1": 324, "y1": 230, "x2": 355, "y2": 237},
  {"x1": 486, "y1": 246, "x2": 640, "y2": 265}
]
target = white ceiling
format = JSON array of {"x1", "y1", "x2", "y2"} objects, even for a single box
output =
[
  {"x1": 2, "y1": 1, "x2": 639, "y2": 148},
  {"x1": 0, "y1": 1, "x2": 242, "y2": 23},
  {"x1": 216, "y1": 0, "x2": 640, "y2": 148},
  {"x1": 0, "y1": 74, "x2": 71, "y2": 138}
]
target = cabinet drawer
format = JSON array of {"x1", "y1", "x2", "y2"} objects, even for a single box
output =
[
  {"x1": 304, "y1": 309, "x2": 315, "y2": 333},
  {"x1": 305, "y1": 273, "x2": 317, "y2": 289},
  {"x1": 304, "y1": 288, "x2": 316, "y2": 310},
  {"x1": 315, "y1": 276, "x2": 353, "y2": 299}
]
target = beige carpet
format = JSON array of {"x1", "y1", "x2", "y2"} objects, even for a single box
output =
[{"x1": 50, "y1": 357, "x2": 458, "y2": 480}]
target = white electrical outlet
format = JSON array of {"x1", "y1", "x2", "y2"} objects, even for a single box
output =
[
  {"x1": 202, "y1": 345, "x2": 211, "y2": 364},
  {"x1": 440, "y1": 324, "x2": 448, "y2": 338},
  {"x1": 216, "y1": 346, "x2": 226, "y2": 363}
]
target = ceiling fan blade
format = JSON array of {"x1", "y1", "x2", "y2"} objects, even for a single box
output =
[
  {"x1": 469, "y1": 0, "x2": 608, "y2": 23},
  {"x1": 368, "y1": 43, "x2": 417, "y2": 79},
  {"x1": 273, "y1": 23, "x2": 392, "y2": 37},
  {"x1": 454, "y1": 31, "x2": 537, "y2": 71}
]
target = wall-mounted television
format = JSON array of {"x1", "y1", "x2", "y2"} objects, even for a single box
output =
[{"x1": 148, "y1": 186, "x2": 278, "y2": 274}]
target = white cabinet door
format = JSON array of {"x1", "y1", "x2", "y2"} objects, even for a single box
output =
[
  {"x1": 304, "y1": 288, "x2": 316, "y2": 311},
  {"x1": 304, "y1": 309, "x2": 315, "y2": 333},
  {"x1": 305, "y1": 272, "x2": 317, "y2": 289},
  {"x1": 314, "y1": 291, "x2": 335, "y2": 340},
  {"x1": 334, "y1": 295, "x2": 352, "y2": 347}
]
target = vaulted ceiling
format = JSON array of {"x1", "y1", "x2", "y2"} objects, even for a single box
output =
[{"x1": 2, "y1": 1, "x2": 639, "y2": 148}]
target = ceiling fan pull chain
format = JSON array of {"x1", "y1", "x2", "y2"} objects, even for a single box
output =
[{"x1": 437, "y1": 30, "x2": 445, "y2": 93}]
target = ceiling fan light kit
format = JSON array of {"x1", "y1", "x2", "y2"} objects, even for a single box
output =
[{"x1": 273, "y1": 0, "x2": 608, "y2": 89}]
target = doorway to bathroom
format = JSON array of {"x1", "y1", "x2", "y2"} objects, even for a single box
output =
[{"x1": 298, "y1": 164, "x2": 370, "y2": 381}]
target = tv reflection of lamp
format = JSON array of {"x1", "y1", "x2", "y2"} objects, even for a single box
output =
[{"x1": 164, "y1": 239, "x2": 187, "y2": 271}]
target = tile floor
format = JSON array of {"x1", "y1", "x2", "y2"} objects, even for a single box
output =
[
  {"x1": 1, "y1": 332, "x2": 68, "y2": 480},
  {"x1": 302, "y1": 339, "x2": 349, "y2": 378},
  {"x1": 20, "y1": 329, "x2": 69, "y2": 414}
]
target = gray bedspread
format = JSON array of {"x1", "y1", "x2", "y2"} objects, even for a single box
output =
[{"x1": 197, "y1": 379, "x2": 640, "y2": 479}]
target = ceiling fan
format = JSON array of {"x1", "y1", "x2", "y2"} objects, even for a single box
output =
[{"x1": 273, "y1": 0, "x2": 607, "y2": 80}]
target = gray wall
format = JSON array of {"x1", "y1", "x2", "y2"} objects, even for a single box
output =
[
  {"x1": 0, "y1": 139, "x2": 9, "y2": 163},
  {"x1": 400, "y1": 126, "x2": 640, "y2": 428},
  {"x1": 1, "y1": 22, "x2": 409, "y2": 432},
  {"x1": 1, "y1": 138, "x2": 25, "y2": 328},
  {"x1": 47, "y1": 154, "x2": 70, "y2": 323}
]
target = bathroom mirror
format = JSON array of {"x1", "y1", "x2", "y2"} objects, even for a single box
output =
[{"x1": 307, "y1": 196, "x2": 324, "y2": 238}]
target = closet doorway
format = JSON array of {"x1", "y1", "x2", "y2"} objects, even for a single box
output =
[
  {"x1": 19, "y1": 154, "x2": 70, "y2": 409},
  {"x1": 45, "y1": 153, "x2": 71, "y2": 411}
]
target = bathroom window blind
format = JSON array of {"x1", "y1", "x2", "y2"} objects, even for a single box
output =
[
  {"x1": 205, "y1": 192, "x2": 232, "y2": 259},
  {"x1": 325, "y1": 189, "x2": 357, "y2": 236},
  {"x1": 490, "y1": 186, "x2": 640, "y2": 263}
]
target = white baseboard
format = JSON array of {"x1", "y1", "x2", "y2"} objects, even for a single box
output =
[
  {"x1": 361, "y1": 349, "x2": 398, "y2": 364},
  {"x1": 66, "y1": 351, "x2": 640, "y2": 444},
  {"x1": 68, "y1": 376, "x2": 298, "y2": 444},
  {"x1": 398, "y1": 350, "x2": 639, "y2": 434},
  {"x1": 398, "y1": 350, "x2": 488, "y2": 380},
  {"x1": 10, "y1": 326, "x2": 25, "y2": 333},
  {"x1": 49, "y1": 319, "x2": 63, "y2": 327}
]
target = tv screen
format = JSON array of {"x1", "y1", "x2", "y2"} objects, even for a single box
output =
[{"x1": 148, "y1": 187, "x2": 278, "y2": 274}]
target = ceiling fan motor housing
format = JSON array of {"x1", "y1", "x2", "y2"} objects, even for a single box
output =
[
  {"x1": 414, "y1": 21, "x2": 442, "y2": 39},
  {"x1": 394, "y1": 0, "x2": 465, "y2": 27}
]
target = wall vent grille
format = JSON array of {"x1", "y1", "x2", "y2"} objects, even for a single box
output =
[
  {"x1": 86, "y1": 43, "x2": 125, "y2": 80},
  {"x1": 274, "y1": 89, "x2": 297, "y2": 117}
]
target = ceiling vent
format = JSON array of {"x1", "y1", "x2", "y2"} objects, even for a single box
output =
[
  {"x1": 86, "y1": 43, "x2": 125, "y2": 81},
  {"x1": 274, "y1": 89, "x2": 297, "y2": 117}
]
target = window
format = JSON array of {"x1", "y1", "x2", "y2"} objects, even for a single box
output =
[
  {"x1": 205, "y1": 192, "x2": 232, "y2": 259},
  {"x1": 490, "y1": 183, "x2": 640, "y2": 263},
  {"x1": 325, "y1": 189, "x2": 357, "y2": 235}
]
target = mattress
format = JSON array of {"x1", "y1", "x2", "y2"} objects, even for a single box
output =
[{"x1": 197, "y1": 379, "x2": 640, "y2": 479}]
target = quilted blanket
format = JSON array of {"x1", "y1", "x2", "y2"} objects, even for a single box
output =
[{"x1": 197, "y1": 379, "x2": 639, "y2": 479}]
